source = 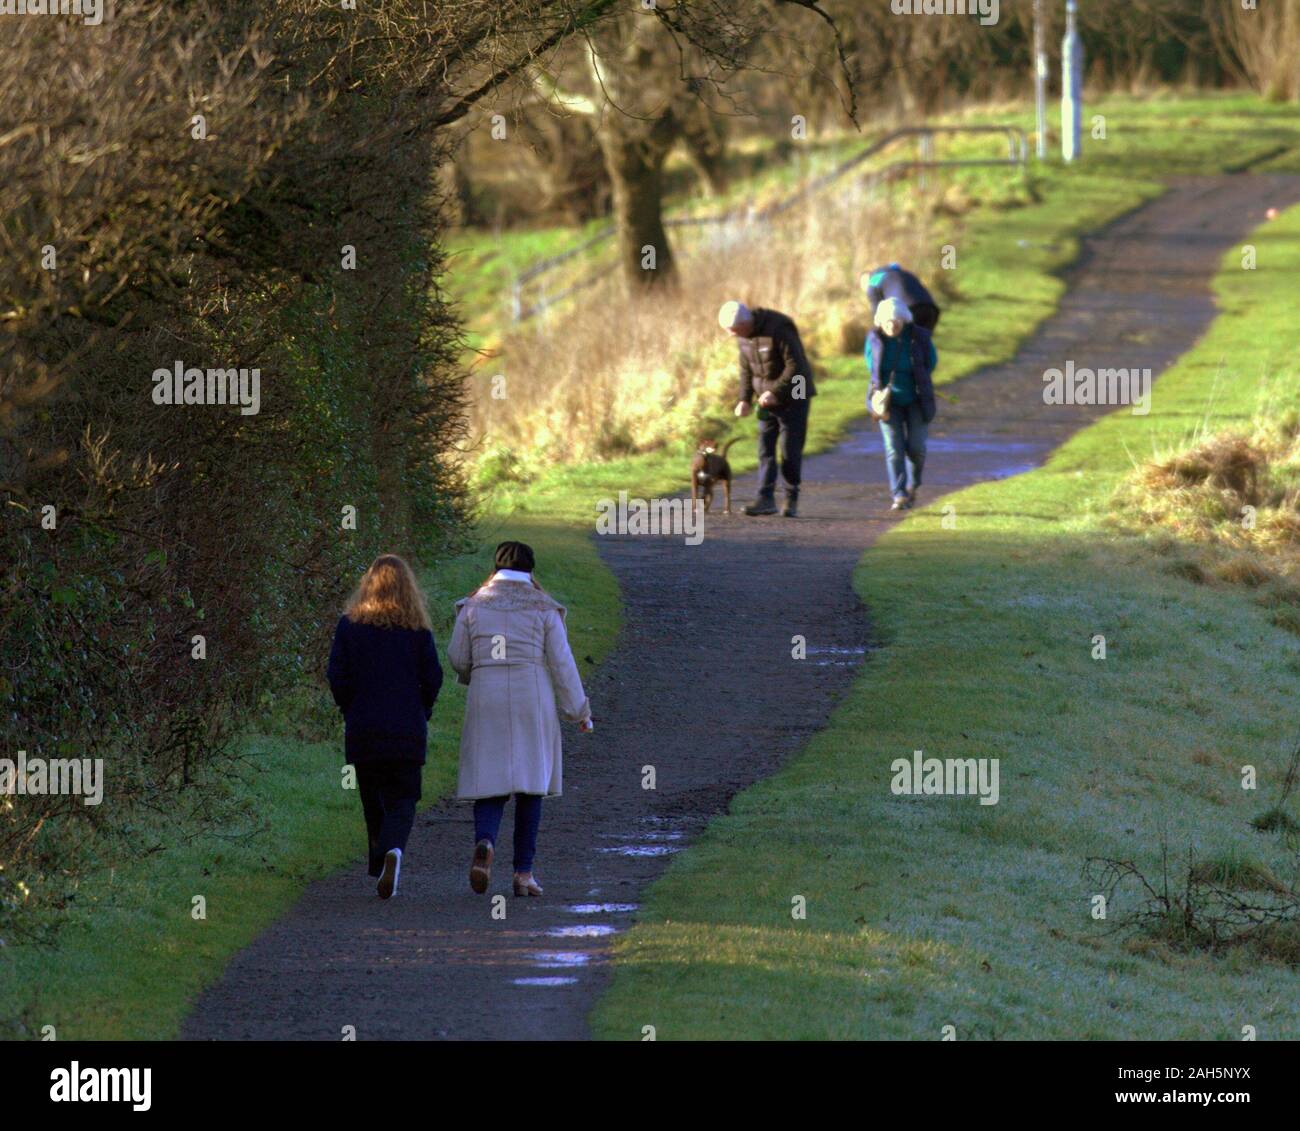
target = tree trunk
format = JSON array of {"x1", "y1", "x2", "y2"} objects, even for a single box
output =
[
  {"x1": 597, "y1": 119, "x2": 677, "y2": 289},
  {"x1": 680, "y1": 105, "x2": 728, "y2": 196},
  {"x1": 585, "y1": 18, "x2": 685, "y2": 292}
]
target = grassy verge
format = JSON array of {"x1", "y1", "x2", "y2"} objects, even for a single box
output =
[
  {"x1": 8, "y1": 92, "x2": 1297, "y2": 1039},
  {"x1": 589, "y1": 200, "x2": 1300, "y2": 1040}
]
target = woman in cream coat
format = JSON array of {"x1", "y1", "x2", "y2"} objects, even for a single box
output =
[{"x1": 448, "y1": 541, "x2": 593, "y2": 897}]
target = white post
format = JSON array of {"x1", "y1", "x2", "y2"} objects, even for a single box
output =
[
  {"x1": 1061, "y1": 0, "x2": 1084, "y2": 163},
  {"x1": 1034, "y1": 0, "x2": 1047, "y2": 159}
]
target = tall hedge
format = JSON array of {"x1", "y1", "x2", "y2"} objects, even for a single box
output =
[{"x1": 0, "y1": 3, "x2": 471, "y2": 937}]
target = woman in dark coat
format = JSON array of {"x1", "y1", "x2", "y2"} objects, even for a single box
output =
[{"x1": 327, "y1": 554, "x2": 443, "y2": 899}]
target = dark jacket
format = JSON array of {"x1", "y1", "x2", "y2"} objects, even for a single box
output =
[
  {"x1": 866, "y1": 323, "x2": 938, "y2": 423},
  {"x1": 864, "y1": 264, "x2": 935, "y2": 316},
  {"x1": 327, "y1": 615, "x2": 443, "y2": 764},
  {"x1": 737, "y1": 308, "x2": 817, "y2": 409}
]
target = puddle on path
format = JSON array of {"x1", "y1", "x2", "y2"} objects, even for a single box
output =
[
  {"x1": 845, "y1": 432, "x2": 1040, "y2": 456},
  {"x1": 565, "y1": 903, "x2": 639, "y2": 914},
  {"x1": 603, "y1": 830, "x2": 682, "y2": 842},
  {"x1": 982, "y1": 461, "x2": 1039, "y2": 479},
  {"x1": 530, "y1": 952, "x2": 594, "y2": 968},
  {"x1": 512, "y1": 976, "x2": 577, "y2": 987},
  {"x1": 594, "y1": 815, "x2": 693, "y2": 857},
  {"x1": 806, "y1": 645, "x2": 869, "y2": 667},
  {"x1": 924, "y1": 437, "x2": 1040, "y2": 456},
  {"x1": 844, "y1": 431, "x2": 1045, "y2": 479},
  {"x1": 547, "y1": 924, "x2": 617, "y2": 938}
]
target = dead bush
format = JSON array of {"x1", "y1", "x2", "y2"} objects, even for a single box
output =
[{"x1": 1085, "y1": 845, "x2": 1300, "y2": 965}]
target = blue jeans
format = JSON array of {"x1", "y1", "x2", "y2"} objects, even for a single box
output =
[
  {"x1": 473, "y1": 793, "x2": 542, "y2": 873},
  {"x1": 879, "y1": 399, "x2": 927, "y2": 498}
]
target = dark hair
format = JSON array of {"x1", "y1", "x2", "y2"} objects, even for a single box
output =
[
  {"x1": 494, "y1": 540, "x2": 535, "y2": 571},
  {"x1": 466, "y1": 541, "x2": 542, "y2": 597}
]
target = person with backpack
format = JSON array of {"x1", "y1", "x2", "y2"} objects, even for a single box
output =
[
  {"x1": 860, "y1": 263, "x2": 941, "y2": 331},
  {"x1": 865, "y1": 298, "x2": 939, "y2": 511}
]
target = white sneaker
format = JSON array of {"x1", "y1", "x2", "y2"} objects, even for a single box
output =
[{"x1": 377, "y1": 848, "x2": 401, "y2": 899}]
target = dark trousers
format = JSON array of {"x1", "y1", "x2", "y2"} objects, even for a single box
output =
[
  {"x1": 757, "y1": 398, "x2": 810, "y2": 499},
  {"x1": 356, "y1": 760, "x2": 422, "y2": 877},
  {"x1": 473, "y1": 793, "x2": 543, "y2": 873}
]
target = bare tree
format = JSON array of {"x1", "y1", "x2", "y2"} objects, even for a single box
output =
[
  {"x1": 1211, "y1": 0, "x2": 1300, "y2": 102},
  {"x1": 521, "y1": 3, "x2": 856, "y2": 289}
]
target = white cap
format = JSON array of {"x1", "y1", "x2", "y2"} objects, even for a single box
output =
[
  {"x1": 874, "y1": 297, "x2": 912, "y2": 327},
  {"x1": 717, "y1": 300, "x2": 751, "y2": 330}
]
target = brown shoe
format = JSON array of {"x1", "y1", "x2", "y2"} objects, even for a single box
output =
[
  {"x1": 469, "y1": 839, "x2": 493, "y2": 894},
  {"x1": 376, "y1": 849, "x2": 401, "y2": 900},
  {"x1": 513, "y1": 872, "x2": 543, "y2": 897}
]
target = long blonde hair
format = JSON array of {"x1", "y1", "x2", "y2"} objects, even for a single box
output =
[{"x1": 344, "y1": 554, "x2": 432, "y2": 631}]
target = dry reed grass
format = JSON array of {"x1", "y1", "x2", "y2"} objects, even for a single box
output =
[
  {"x1": 466, "y1": 178, "x2": 937, "y2": 484},
  {"x1": 1112, "y1": 411, "x2": 1300, "y2": 617}
]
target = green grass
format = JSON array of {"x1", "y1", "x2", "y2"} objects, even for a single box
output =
[
  {"x1": 8, "y1": 91, "x2": 1298, "y2": 1040},
  {"x1": 589, "y1": 197, "x2": 1300, "y2": 1041}
]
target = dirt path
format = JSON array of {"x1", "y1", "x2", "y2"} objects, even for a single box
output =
[{"x1": 183, "y1": 174, "x2": 1299, "y2": 1040}]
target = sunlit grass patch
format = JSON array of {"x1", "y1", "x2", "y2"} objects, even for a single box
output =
[{"x1": 600, "y1": 914, "x2": 984, "y2": 1040}]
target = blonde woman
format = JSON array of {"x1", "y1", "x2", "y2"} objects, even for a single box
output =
[
  {"x1": 865, "y1": 297, "x2": 939, "y2": 511},
  {"x1": 449, "y1": 541, "x2": 593, "y2": 897},
  {"x1": 327, "y1": 555, "x2": 443, "y2": 899}
]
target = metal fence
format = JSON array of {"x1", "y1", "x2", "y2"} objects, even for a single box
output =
[{"x1": 510, "y1": 124, "x2": 1028, "y2": 323}]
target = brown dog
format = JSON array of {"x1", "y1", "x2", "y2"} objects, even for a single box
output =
[{"x1": 690, "y1": 437, "x2": 739, "y2": 514}]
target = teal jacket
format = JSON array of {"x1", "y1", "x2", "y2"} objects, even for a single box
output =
[{"x1": 865, "y1": 324, "x2": 938, "y2": 422}]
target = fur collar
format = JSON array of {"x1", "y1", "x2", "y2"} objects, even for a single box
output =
[{"x1": 455, "y1": 579, "x2": 565, "y2": 617}]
